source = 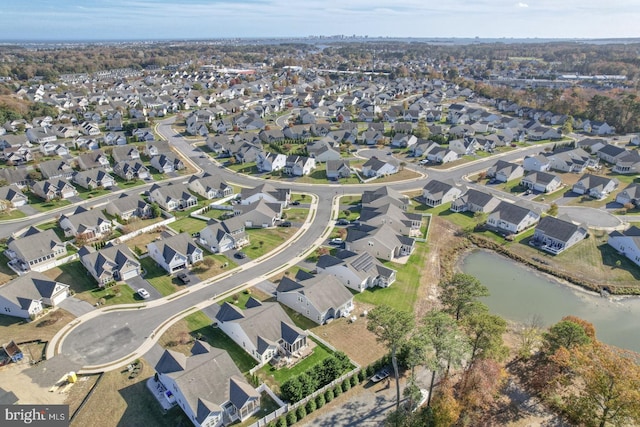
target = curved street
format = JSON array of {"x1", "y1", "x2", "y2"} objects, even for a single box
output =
[{"x1": 33, "y1": 116, "x2": 622, "y2": 371}]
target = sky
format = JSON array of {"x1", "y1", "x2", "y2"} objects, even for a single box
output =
[{"x1": 1, "y1": 0, "x2": 638, "y2": 41}]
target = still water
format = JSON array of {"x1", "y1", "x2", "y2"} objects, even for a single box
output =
[{"x1": 460, "y1": 250, "x2": 640, "y2": 352}]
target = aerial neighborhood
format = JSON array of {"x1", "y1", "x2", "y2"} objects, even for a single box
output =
[{"x1": 1, "y1": 38, "x2": 640, "y2": 427}]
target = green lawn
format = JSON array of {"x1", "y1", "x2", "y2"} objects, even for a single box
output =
[
  {"x1": 412, "y1": 202, "x2": 477, "y2": 230},
  {"x1": 113, "y1": 176, "x2": 146, "y2": 189},
  {"x1": 170, "y1": 217, "x2": 208, "y2": 235},
  {"x1": 139, "y1": 257, "x2": 180, "y2": 296},
  {"x1": 26, "y1": 192, "x2": 71, "y2": 212},
  {"x1": 185, "y1": 311, "x2": 258, "y2": 373},
  {"x1": 76, "y1": 186, "x2": 112, "y2": 200},
  {"x1": 257, "y1": 338, "x2": 334, "y2": 385},
  {"x1": 88, "y1": 284, "x2": 139, "y2": 305},
  {"x1": 283, "y1": 208, "x2": 308, "y2": 223},
  {"x1": 244, "y1": 228, "x2": 292, "y2": 259},
  {"x1": 36, "y1": 221, "x2": 69, "y2": 241},
  {"x1": 45, "y1": 260, "x2": 97, "y2": 294},
  {"x1": 278, "y1": 304, "x2": 319, "y2": 330},
  {"x1": 228, "y1": 163, "x2": 259, "y2": 175},
  {"x1": 0, "y1": 209, "x2": 26, "y2": 220},
  {"x1": 354, "y1": 242, "x2": 428, "y2": 312}
]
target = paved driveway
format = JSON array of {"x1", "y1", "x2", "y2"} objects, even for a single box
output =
[
  {"x1": 58, "y1": 297, "x2": 95, "y2": 317},
  {"x1": 126, "y1": 276, "x2": 162, "y2": 300},
  {"x1": 558, "y1": 206, "x2": 623, "y2": 229}
]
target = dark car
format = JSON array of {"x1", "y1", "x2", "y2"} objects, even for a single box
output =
[
  {"x1": 291, "y1": 200, "x2": 301, "y2": 205},
  {"x1": 336, "y1": 219, "x2": 350, "y2": 226},
  {"x1": 234, "y1": 251, "x2": 247, "y2": 259},
  {"x1": 279, "y1": 221, "x2": 292, "y2": 227},
  {"x1": 177, "y1": 272, "x2": 190, "y2": 284}
]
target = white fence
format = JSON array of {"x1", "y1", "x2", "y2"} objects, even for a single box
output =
[{"x1": 115, "y1": 215, "x2": 176, "y2": 243}]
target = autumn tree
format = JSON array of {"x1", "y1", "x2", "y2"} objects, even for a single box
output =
[
  {"x1": 367, "y1": 305, "x2": 415, "y2": 410},
  {"x1": 553, "y1": 342, "x2": 640, "y2": 427},
  {"x1": 458, "y1": 358, "x2": 506, "y2": 418},
  {"x1": 543, "y1": 318, "x2": 592, "y2": 354},
  {"x1": 430, "y1": 376, "x2": 460, "y2": 427},
  {"x1": 439, "y1": 273, "x2": 489, "y2": 322}
]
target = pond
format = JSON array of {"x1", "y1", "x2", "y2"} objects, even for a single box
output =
[{"x1": 460, "y1": 249, "x2": 640, "y2": 352}]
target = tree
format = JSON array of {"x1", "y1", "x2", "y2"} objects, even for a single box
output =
[
  {"x1": 517, "y1": 314, "x2": 544, "y2": 359},
  {"x1": 421, "y1": 310, "x2": 469, "y2": 407},
  {"x1": 547, "y1": 203, "x2": 559, "y2": 216},
  {"x1": 430, "y1": 376, "x2": 460, "y2": 427},
  {"x1": 543, "y1": 318, "x2": 592, "y2": 354},
  {"x1": 150, "y1": 202, "x2": 161, "y2": 218},
  {"x1": 554, "y1": 342, "x2": 640, "y2": 427},
  {"x1": 458, "y1": 359, "x2": 505, "y2": 415},
  {"x1": 414, "y1": 119, "x2": 430, "y2": 139},
  {"x1": 463, "y1": 311, "x2": 508, "y2": 365},
  {"x1": 561, "y1": 117, "x2": 574, "y2": 135},
  {"x1": 367, "y1": 305, "x2": 415, "y2": 410},
  {"x1": 439, "y1": 273, "x2": 489, "y2": 322}
]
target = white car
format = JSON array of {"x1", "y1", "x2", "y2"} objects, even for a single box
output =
[
  {"x1": 330, "y1": 238, "x2": 343, "y2": 245},
  {"x1": 137, "y1": 288, "x2": 150, "y2": 299}
]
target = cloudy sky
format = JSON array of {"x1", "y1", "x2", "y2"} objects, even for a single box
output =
[{"x1": 1, "y1": 0, "x2": 637, "y2": 41}]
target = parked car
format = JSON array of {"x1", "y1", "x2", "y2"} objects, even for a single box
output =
[
  {"x1": 137, "y1": 288, "x2": 150, "y2": 299},
  {"x1": 336, "y1": 218, "x2": 350, "y2": 226},
  {"x1": 330, "y1": 238, "x2": 343, "y2": 245},
  {"x1": 370, "y1": 367, "x2": 390, "y2": 383},
  {"x1": 291, "y1": 200, "x2": 301, "y2": 205},
  {"x1": 177, "y1": 272, "x2": 191, "y2": 284},
  {"x1": 279, "y1": 221, "x2": 292, "y2": 227},
  {"x1": 234, "y1": 251, "x2": 247, "y2": 259}
]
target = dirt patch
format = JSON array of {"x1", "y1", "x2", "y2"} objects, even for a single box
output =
[
  {"x1": 123, "y1": 230, "x2": 164, "y2": 255},
  {"x1": 0, "y1": 363, "x2": 68, "y2": 405},
  {"x1": 71, "y1": 359, "x2": 188, "y2": 427},
  {"x1": 0, "y1": 309, "x2": 75, "y2": 345},
  {"x1": 313, "y1": 303, "x2": 386, "y2": 368}
]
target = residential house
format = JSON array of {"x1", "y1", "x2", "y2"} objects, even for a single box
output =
[
  {"x1": 283, "y1": 155, "x2": 316, "y2": 176},
  {"x1": 72, "y1": 168, "x2": 115, "y2": 190},
  {"x1": 422, "y1": 180, "x2": 463, "y2": 207},
  {"x1": 344, "y1": 223, "x2": 415, "y2": 262},
  {"x1": 256, "y1": 152, "x2": 286, "y2": 173},
  {"x1": 150, "y1": 153, "x2": 185, "y2": 174},
  {"x1": 486, "y1": 201, "x2": 540, "y2": 235},
  {"x1": 547, "y1": 148, "x2": 598, "y2": 173},
  {"x1": 112, "y1": 160, "x2": 150, "y2": 181},
  {"x1": 155, "y1": 342, "x2": 260, "y2": 427},
  {"x1": 577, "y1": 138, "x2": 607, "y2": 154},
  {"x1": 521, "y1": 171, "x2": 563, "y2": 193},
  {"x1": 215, "y1": 299, "x2": 308, "y2": 365},
  {"x1": 31, "y1": 179, "x2": 78, "y2": 201},
  {"x1": 149, "y1": 183, "x2": 197, "y2": 212},
  {"x1": 0, "y1": 184, "x2": 28, "y2": 210},
  {"x1": 361, "y1": 130, "x2": 385, "y2": 146},
  {"x1": 608, "y1": 226, "x2": 640, "y2": 267},
  {"x1": 357, "y1": 203, "x2": 423, "y2": 237},
  {"x1": 105, "y1": 194, "x2": 152, "y2": 221},
  {"x1": 532, "y1": 216, "x2": 588, "y2": 255},
  {"x1": 306, "y1": 140, "x2": 341, "y2": 162},
  {"x1": 234, "y1": 142, "x2": 263, "y2": 164},
  {"x1": 426, "y1": 146, "x2": 459, "y2": 164},
  {"x1": 78, "y1": 150, "x2": 111, "y2": 171},
  {"x1": 326, "y1": 159, "x2": 351, "y2": 180},
  {"x1": 144, "y1": 140, "x2": 171, "y2": 157},
  {"x1": 522, "y1": 154, "x2": 551, "y2": 172},
  {"x1": 486, "y1": 160, "x2": 524, "y2": 183},
  {"x1": 147, "y1": 232, "x2": 204, "y2": 274},
  {"x1": 240, "y1": 183, "x2": 289, "y2": 207},
  {"x1": 596, "y1": 144, "x2": 628, "y2": 164},
  {"x1": 103, "y1": 132, "x2": 127, "y2": 146},
  {"x1": 362, "y1": 186, "x2": 410, "y2": 211},
  {"x1": 390, "y1": 134, "x2": 417, "y2": 148},
  {"x1": 572, "y1": 174, "x2": 619, "y2": 199},
  {"x1": 111, "y1": 145, "x2": 140, "y2": 163},
  {"x1": 361, "y1": 157, "x2": 398, "y2": 178},
  {"x1": 316, "y1": 249, "x2": 396, "y2": 292},
  {"x1": 450, "y1": 188, "x2": 500, "y2": 213},
  {"x1": 449, "y1": 137, "x2": 479, "y2": 155},
  {"x1": 276, "y1": 272, "x2": 354, "y2": 325},
  {"x1": 616, "y1": 183, "x2": 640, "y2": 206},
  {"x1": 233, "y1": 199, "x2": 281, "y2": 228},
  {"x1": 6, "y1": 227, "x2": 67, "y2": 272},
  {"x1": 187, "y1": 173, "x2": 233, "y2": 200},
  {"x1": 39, "y1": 159, "x2": 75, "y2": 180},
  {"x1": 59, "y1": 206, "x2": 114, "y2": 241},
  {"x1": 0, "y1": 272, "x2": 70, "y2": 319},
  {"x1": 79, "y1": 243, "x2": 141, "y2": 286},
  {"x1": 584, "y1": 120, "x2": 614, "y2": 135},
  {"x1": 613, "y1": 150, "x2": 640, "y2": 174},
  {"x1": 198, "y1": 219, "x2": 248, "y2": 253}
]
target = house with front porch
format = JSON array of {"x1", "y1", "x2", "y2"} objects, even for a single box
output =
[
  {"x1": 276, "y1": 272, "x2": 354, "y2": 325},
  {"x1": 0, "y1": 272, "x2": 70, "y2": 319},
  {"x1": 6, "y1": 227, "x2": 67, "y2": 272},
  {"x1": 72, "y1": 168, "x2": 115, "y2": 190},
  {"x1": 147, "y1": 232, "x2": 203, "y2": 274},
  {"x1": 486, "y1": 201, "x2": 540, "y2": 235},
  {"x1": 532, "y1": 215, "x2": 588, "y2": 255},
  {"x1": 326, "y1": 159, "x2": 351, "y2": 180},
  {"x1": 150, "y1": 153, "x2": 185, "y2": 174},
  {"x1": 113, "y1": 160, "x2": 150, "y2": 181},
  {"x1": 316, "y1": 250, "x2": 396, "y2": 292},
  {"x1": 361, "y1": 157, "x2": 398, "y2": 178},
  {"x1": 59, "y1": 206, "x2": 114, "y2": 241},
  {"x1": 31, "y1": 179, "x2": 78, "y2": 201},
  {"x1": 256, "y1": 152, "x2": 286, "y2": 173},
  {"x1": 149, "y1": 183, "x2": 197, "y2": 212},
  {"x1": 572, "y1": 174, "x2": 618, "y2": 199},
  {"x1": 198, "y1": 220, "x2": 248, "y2": 254},
  {"x1": 105, "y1": 194, "x2": 152, "y2": 221},
  {"x1": 187, "y1": 173, "x2": 233, "y2": 200},
  {"x1": 155, "y1": 342, "x2": 260, "y2": 427},
  {"x1": 79, "y1": 243, "x2": 141, "y2": 286},
  {"x1": 486, "y1": 160, "x2": 524, "y2": 183},
  {"x1": 521, "y1": 171, "x2": 562, "y2": 193},
  {"x1": 450, "y1": 188, "x2": 500, "y2": 213},
  {"x1": 422, "y1": 179, "x2": 463, "y2": 207},
  {"x1": 215, "y1": 298, "x2": 308, "y2": 365}
]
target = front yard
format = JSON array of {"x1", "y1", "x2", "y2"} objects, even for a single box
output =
[
  {"x1": 244, "y1": 227, "x2": 293, "y2": 259},
  {"x1": 139, "y1": 257, "x2": 181, "y2": 296}
]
